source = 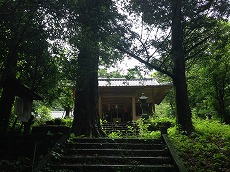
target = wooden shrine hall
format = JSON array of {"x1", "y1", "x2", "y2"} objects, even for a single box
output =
[{"x1": 98, "y1": 78, "x2": 172, "y2": 122}]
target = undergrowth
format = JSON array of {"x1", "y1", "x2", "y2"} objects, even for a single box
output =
[
  {"x1": 169, "y1": 118, "x2": 230, "y2": 172},
  {"x1": 107, "y1": 117, "x2": 175, "y2": 139},
  {"x1": 106, "y1": 117, "x2": 230, "y2": 171}
]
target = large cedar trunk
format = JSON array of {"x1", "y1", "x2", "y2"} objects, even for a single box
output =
[
  {"x1": 172, "y1": 60, "x2": 193, "y2": 133},
  {"x1": 171, "y1": 0, "x2": 193, "y2": 134},
  {"x1": 0, "y1": 49, "x2": 17, "y2": 134},
  {"x1": 71, "y1": 0, "x2": 106, "y2": 137},
  {"x1": 64, "y1": 106, "x2": 71, "y2": 118},
  {"x1": 0, "y1": 87, "x2": 15, "y2": 135},
  {"x1": 221, "y1": 105, "x2": 230, "y2": 124},
  {"x1": 215, "y1": 86, "x2": 230, "y2": 124},
  {"x1": 223, "y1": 112, "x2": 230, "y2": 124},
  {"x1": 71, "y1": 46, "x2": 105, "y2": 138}
]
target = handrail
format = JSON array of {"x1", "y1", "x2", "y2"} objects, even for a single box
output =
[
  {"x1": 32, "y1": 142, "x2": 38, "y2": 172},
  {"x1": 162, "y1": 134, "x2": 188, "y2": 172},
  {"x1": 33, "y1": 133, "x2": 70, "y2": 172}
]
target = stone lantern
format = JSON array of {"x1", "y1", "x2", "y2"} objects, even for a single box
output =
[{"x1": 139, "y1": 93, "x2": 149, "y2": 119}]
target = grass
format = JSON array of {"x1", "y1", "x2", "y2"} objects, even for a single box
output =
[{"x1": 168, "y1": 118, "x2": 230, "y2": 172}]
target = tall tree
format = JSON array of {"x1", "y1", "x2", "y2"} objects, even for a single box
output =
[
  {"x1": 187, "y1": 23, "x2": 230, "y2": 123},
  {"x1": 0, "y1": 1, "x2": 44, "y2": 134},
  {"x1": 116, "y1": 0, "x2": 230, "y2": 134},
  {"x1": 171, "y1": 0, "x2": 193, "y2": 133},
  {"x1": 0, "y1": 0, "x2": 67, "y2": 134},
  {"x1": 68, "y1": 0, "x2": 124, "y2": 137}
]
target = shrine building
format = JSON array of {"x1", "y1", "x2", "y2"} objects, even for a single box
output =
[{"x1": 98, "y1": 78, "x2": 172, "y2": 122}]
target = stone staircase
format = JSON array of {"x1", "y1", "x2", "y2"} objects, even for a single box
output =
[
  {"x1": 39, "y1": 138, "x2": 179, "y2": 172},
  {"x1": 102, "y1": 122, "x2": 139, "y2": 136}
]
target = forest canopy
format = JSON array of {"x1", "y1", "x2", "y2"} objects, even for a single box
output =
[{"x1": 0, "y1": 0, "x2": 229, "y2": 136}]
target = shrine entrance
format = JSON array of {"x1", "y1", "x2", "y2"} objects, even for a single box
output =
[
  {"x1": 98, "y1": 78, "x2": 172, "y2": 122},
  {"x1": 102, "y1": 102, "x2": 133, "y2": 123}
]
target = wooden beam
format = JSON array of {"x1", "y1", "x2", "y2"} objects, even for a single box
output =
[
  {"x1": 132, "y1": 96, "x2": 136, "y2": 121},
  {"x1": 98, "y1": 95, "x2": 102, "y2": 119}
]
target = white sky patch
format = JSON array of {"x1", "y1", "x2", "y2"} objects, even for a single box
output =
[
  {"x1": 107, "y1": 57, "x2": 141, "y2": 73},
  {"x1": 104, "y1": 0, "x2": 157, "y2": 77},
  {"x1": 106, "y1": 56, "x2": 155, "y2": 77}
]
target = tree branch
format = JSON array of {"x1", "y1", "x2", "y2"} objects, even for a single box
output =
[
  {"x1": 185, "y1": 46, "x2": 208, "y2": 61},
  {"x1": 116, "y1": 45, "x2": 174, "y2": 78},
  {"x1": 185, "y1": 35, "x2": 211, "y2": 59}
]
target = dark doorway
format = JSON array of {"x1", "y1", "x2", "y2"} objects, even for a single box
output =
[{"x1": 102, "y1": 103, "x2": 132, "y2": 122}]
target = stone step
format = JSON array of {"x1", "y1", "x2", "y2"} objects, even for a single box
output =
[
  {"x1": 102, "y1": 128, "x2": 132, "y2": 131},
  {"x1": 102, "y1": 129, "x2": 133, "y2": 133},
  {"x1": 51, "y1": 164, "x2": 177, "y2": 172},
  {"x1": 102, "y1": 122, "x2": 138, "y2": 131},
  {"x1": 64, "y1": 142, "x2": 166, "y2": 150},
  {"x1": 102, "y1": 128, "x2": 136, "y2": 131},
  {"x1": 64, "y1": 148, "x2": 170, "y2": 157},
  {"x1": 102, "y1": 122, "x2": 134, "y2": 126},
  {"x1": 102, "y1": 124, "x2": 131, "y2": 126},
  {"x1": 102, "y1": 127, "x2": 130, "y2": 130},
  {"x1": 38, "y1": 138, "x2": 180, "y2": 172},
  {"x1": 39, "y1": 137, "x2": 180, "y2": 172},
  {"x1": 59, "y1": 155, "x2": 174, "y2": 165},
  {"x1": 102, "y1": 125, "x2": 137, "y2": 129},
  {"x1": 70, "y1": 138, "x2": 162, "y2": 144},
  {"x1": 102, "y1": 124, "x2": 130, "y2": 127}
]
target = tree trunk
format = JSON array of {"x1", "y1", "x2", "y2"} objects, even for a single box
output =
[
  {"x1": 223, "y1": 111, "x2": 230, "y2": 124},
  {"x1": 64, "y1": 106, "x2": 71, "y2": 118},
  {"x1": 0, "y1": 48, "x2": 17, "y2": 135},
  {"x1": 71, "y1": 46, "x2": 105, "y2": 137},
  {"x1": 71, "y1": 0, "x2": 109, "y2": 137},
  {"x1": 214, "y1": 79, "x2": 230, "y2": 124},
  {"x1": 171, "y1": 0, "x2": 193, "y2": 134},
  {"x1": 0, "y1": 86, "x2": 15, "y2": 135}
]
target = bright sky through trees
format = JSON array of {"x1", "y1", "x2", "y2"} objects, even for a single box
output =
[{"x1": 104, "y1": 0, "x2": 161, "y2": 77}]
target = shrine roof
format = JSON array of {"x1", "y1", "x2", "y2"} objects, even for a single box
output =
[
  {"x1": 1, "y1": 76, "x2": 42, "y2": 100},
  {"x1": 98, "y1": 78, "x2": 171, "y2": 87}
]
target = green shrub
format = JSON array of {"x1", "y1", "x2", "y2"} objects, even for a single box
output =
[
  {"x1": 108, "y1": 131, "x2": 122, "y2": 138},
  {"x1": 34, "y1": 105, "x2": 52, "y2": 125},
  {"x1": 61, "y1": 118, "x2": 73, "y2": 128},
  {"x1": 169, "y1": 118, "x2": 230, "y2": 172},
  {"x1": 135, "y1": 117, "x2": 171, "y2": 139},
  {"x1": 48, "y1": 118, "x2": 73, "y2": 127}
]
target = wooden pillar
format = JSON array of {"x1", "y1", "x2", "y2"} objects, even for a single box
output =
[
  {"x1": 99, "y1": 95, "x2": 102, "y2": 119},
  {"x1": 131, "y1": 96, "x2": 136, "y2": 121},
  {"x1": 152, "y1": 89, "x2": 156, "y2": 114},
  {"x1": 152, "y1": 103, "x2": 156, "y2": 114}
]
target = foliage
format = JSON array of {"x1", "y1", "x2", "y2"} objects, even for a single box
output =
[
  {"x1": 0, "y1": 157, "x2": 31, "y2": 171},
  {"x1": 99, "y1": 65, "x2": 146, "y2": 79},
  {"x1": 70, "y1": 0, "x2": 127, "y2": 137},
  {"x1": 120, "y1": 0, "x2": 230, "y2": 77},
  {"x1": 108, "y1": 131, "x2": 123, "y2": 138},
  {"x1": 50, "y1": 118, "x2": 73, "y2": 128},
  {"x1": 187, "y1": 23, "x2": 230, "y2": 123},
  {"x1": 0, "y1": 0, "x2": 64, "y2": 102},
  {"x1": 105, "y1": 117, "x2": 174, "y2": 139},
  {"x1": 99, "y1": 68, "x2": 124, "y2": 78},
  {"x1": 0, "y1": 0, "x2": 73, "y2": 133},
  {"x1": 155, "y1": 99, "x2": 175, "y2": 118},
  {"x1": 147, "y1": 116, "x2": 175, "y2": 133},
  {"x1": 60, "y1": 118, "x2": 73, "y2": 128},
  {"x1": 116, "y1": 0, "x2": 230, "y2": 134},
  {"x1": 135, "y1": 117, "x2": 173, "y2": 139},
  {"x1": 49, "y1": 50, "x2": 76, "y2": 111},
  {"x1": 0, "y1": 0, "x2": 229, "y2": 136},
  {"x1": 56, "y1": 86, "x2": 74, "y2": 111},
  {"x1": 169, "y1": 118, "x2": 230, "y2": 172},
  {"x1": 34, "y1": 105, "x2": 52, "y2": 125}
]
